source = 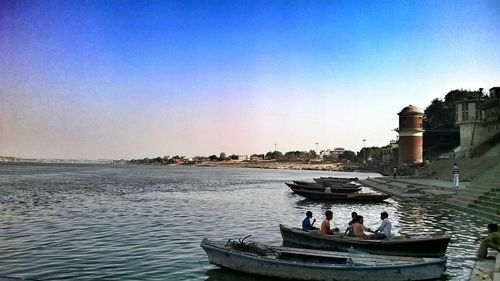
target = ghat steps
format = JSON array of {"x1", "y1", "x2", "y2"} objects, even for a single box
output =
[{"x1": 364, "y1": 156, "x2": 499, "y2": 222}]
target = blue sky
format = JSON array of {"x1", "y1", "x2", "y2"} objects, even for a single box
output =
[{"x1": 1, "y1": 0, "x2": 499, "y2": 159}]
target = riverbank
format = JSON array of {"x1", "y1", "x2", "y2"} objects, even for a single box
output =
[{"x1": 195, "y1": 160, "x2": 374, "y2": 172}]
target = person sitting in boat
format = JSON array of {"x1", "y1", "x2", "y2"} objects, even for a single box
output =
[
  {"x1": 344, "y1": 211, "x2": 357, "y2": 237},
  {"x1": 352, "y1": 215, "x2": 374, "y2": 239},
  {"x1": 302, "y1": 211, "x2": 319, "y2": 232},
  {"x1": 320, "y1": 210, "x2": 339, "y2": 235},
  {"x1": 372, "y1": 211, "x2": 391, "y2": 240},
  {"x1": 476, "y1": 223, "x2": 500, "y2": 259}
]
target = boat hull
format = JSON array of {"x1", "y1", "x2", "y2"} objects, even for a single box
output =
[
  {"x1": 280, "y1": 224, "x2": 451, "y2": 257},
  {"x1": 289, "y1": 187, "x2": 391, "y2": 202},
  {"x1": 313, "y1": 177, "x2": 358, "y2": 184},
  {"x1": 201, "y1": 238, "x2": 447, "y2": 281},
  {"x1": 286, "y1": 182, "x2": 361, "y2": 193}
]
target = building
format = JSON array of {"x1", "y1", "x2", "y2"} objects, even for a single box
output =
[
  {"x1": 454, "y1": 87, "x2": 500, "y2": 157},
  {"x1": 481, "y1": 87, "x2": 500, "y2": 137},
  {"x1": 331, "y1": 148, "x2": 345, "y2": 159},
  {"x1": 397, "y1": 105, "x2": 424, "y2": 165},
  {"x1": 455, "y1": 97, "x2": 484, "y2": 149},
  {"x1": 380, "y1": 140, "x2": 399, "y2": 167}
]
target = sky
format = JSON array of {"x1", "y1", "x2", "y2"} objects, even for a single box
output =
[{"x1": 1, "y1": 0, "x2": 499, "y2": 159}]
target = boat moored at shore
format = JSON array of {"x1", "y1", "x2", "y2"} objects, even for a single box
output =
[
  {"x1": 289, "y1": 186, "x2": 391, "y2": 202},
  {"x1": 286, "y1": 182, "x2": 362, "y2": 193},
  {"x1": 201, "y1": 237, "x2": 447, "y2": 281}
]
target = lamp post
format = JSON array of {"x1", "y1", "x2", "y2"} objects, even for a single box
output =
[
  {"x1": 362, "y1": 139, "x2": 366, "y2": 164},
  {"x1": 315, "y1": 142, "x2": 319, "y2": 155}
]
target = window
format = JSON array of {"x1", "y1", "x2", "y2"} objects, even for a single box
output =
[{"x1": 462, "y1": 103, "x2": 469, "y2": 121}]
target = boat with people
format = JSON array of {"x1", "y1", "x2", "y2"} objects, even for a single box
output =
[
  {"x1": 201, "y1": 237, "x2": 447, "y2": 281},
  {"x1": 279, "y1": 224, "x2": 452, "y2": 257},
  {"x1": 286, "y1": 182, "x2": 362, "y2": 193},
  {"x1": 288, "y1": 186, "x2": 391, "y2": 202}
]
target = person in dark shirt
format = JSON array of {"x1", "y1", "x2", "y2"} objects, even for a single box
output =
[{"x1": 302, "y1": 211, "x2": 318, "y2": 232}]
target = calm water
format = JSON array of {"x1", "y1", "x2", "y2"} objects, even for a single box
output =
[{"x1": 0, "y1": 163, "x2": 487, "y2": 281}]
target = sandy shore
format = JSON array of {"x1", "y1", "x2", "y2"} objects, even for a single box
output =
[{"x1": 196, "y1": 160, "x2": 349, "y2": 171}]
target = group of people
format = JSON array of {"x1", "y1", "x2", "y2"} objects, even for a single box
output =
[
  {"x1": 302, "y1": 210, "x2": 392, "y2": 240},
  {"x1": 303, "y1": 210, "x2": 499, "y2": 258}
]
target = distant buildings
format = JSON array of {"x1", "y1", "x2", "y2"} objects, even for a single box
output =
[
  {"x1": 380, "y1": 140, "x2": 399, "y2": 168},
  {"x1": 455, "y1": 87, "x2": 500, "y2": 157},
  {"x1": 0, "y1": 156, "x2": 17, "y2": 162},
  {"x1": 331, "y1": 148, "x2": 345, "y2": 159},
  {"x1": 0, "y1": 156, "x2": 126, "y2": 164}
]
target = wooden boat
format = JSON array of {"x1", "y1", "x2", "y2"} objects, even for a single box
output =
[
  {"x1": 289, "y1": 186, "x2": 391, "y2": 202},
  {"x1": 279, "y1": 224, "x2": 451, "y2": 257},
  {"x1": 313, "y1": 177, "x2": 359, "y2": 183},
  {"x1": 294, "y1": 180, "x2": 362, "y2": 189},
  {"x1": 293, "y1": 180, "x2": 328, "y2": 186},
  {"x1": 286, "y1": 182, "x2": 361, "y2": 193},
  {"x1": 201, "y1": 238, "x2": 447, "y2": 281}
]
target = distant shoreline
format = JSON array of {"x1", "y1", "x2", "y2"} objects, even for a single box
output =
[
  {"x1": 194, "y1": 160, "x2": 376, "y2": 172},
  {"x1": 0, "y1": 160, "x2": 375, "y2": 173}
]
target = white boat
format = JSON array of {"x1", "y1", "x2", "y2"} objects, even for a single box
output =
[{"x1": 201, "y1": 238, "x2": 447, "y2": 281}]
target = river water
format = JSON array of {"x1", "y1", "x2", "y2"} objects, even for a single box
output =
[{"x1": 0, "y1": 163, "x2": 488, "y2": 280}]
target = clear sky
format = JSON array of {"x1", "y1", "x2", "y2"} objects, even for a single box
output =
[{"x1": 1, "y1": 0, "x2": 499, "y2": 159}]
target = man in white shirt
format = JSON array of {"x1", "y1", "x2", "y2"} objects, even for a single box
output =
[
  {"x1": 372, "y1": 211, "x2": 391, "y2": 240},
  {"x1": 452, "y1": 163, "x2": 460, "y2": 188}
]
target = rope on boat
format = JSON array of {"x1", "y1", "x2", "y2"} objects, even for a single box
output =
[{"x1": 226, "y1": 236, "x2": 280, "y2": 257}]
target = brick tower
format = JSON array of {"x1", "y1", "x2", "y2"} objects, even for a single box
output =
[{"x1": 398, "y1": 105, "x2": 424, "y2": 165}]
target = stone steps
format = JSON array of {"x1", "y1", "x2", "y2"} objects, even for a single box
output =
[
  {"x1": 444, "y1": 200, "x2": 500, "y2": 222},
  {"x1": 473, "y1": 204, "x2": 500, "y2": 216},
  {"x1": 471, "y1": 184, "x2": 500, "y2": 190},
  {"x1": 473, "y1": 196, "x2": 500, "y2": 207},
  {"x1": 446, "y1": 180, "x2": 500, "y2": 222},
  {"x1": 450, "y1": 195, "x2": 476, "y2": 205},
  {"x1": 483, "y1": 191, "x2": 500, "y2": 199},
  {"x1": 367, "y1": 174, "x2": 500, "y2": 223},
  {"x1": 425, "y1": 157, "x2": 500, "y2": 181},
  {"x1": 452, "y1": 190, "x2": 500, "y2": 203}
]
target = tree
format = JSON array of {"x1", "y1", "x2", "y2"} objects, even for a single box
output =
[
  {"x1": 309, "y1": 150, "x2": 317, "y2": 158},
  {"x1": 339, "y1": 150, "x2": 356, "y2": 161},
  {"x1": 424, "y1": 89, "x2": 484, "y2": 129},
  {"x1": 219, "y1": 152, "x2": 226, "y2": 161},
  {"x1": 284, "y1": 151, "x2": 303, "y2": 161},
  {"x1": 208, "y1": 155, "x2": 218, "y2": 161},
  {"x1": 265, "y1": 150, "x2": 283, "y2": 160},
  {"x1": 357, "y1": 146, "x2": 383, "y2": 160},
  {"x1": 272, "y1": 150, "x2": 283, "y2": 160}
]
